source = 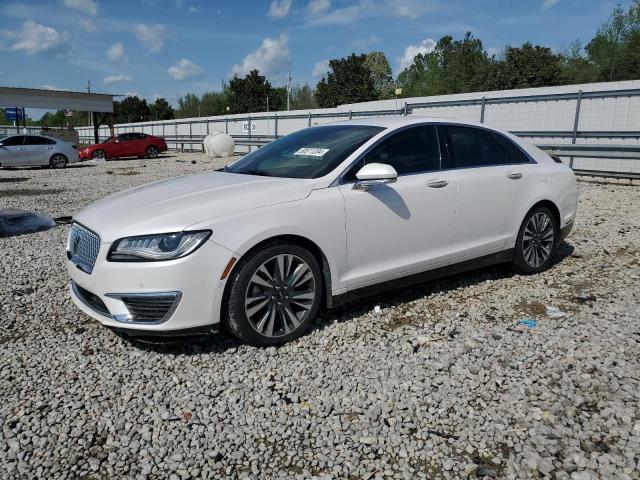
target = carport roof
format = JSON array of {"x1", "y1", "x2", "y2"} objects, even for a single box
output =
[{"x1": 0, "y1": 86, "x2": 114, "y2": 113}]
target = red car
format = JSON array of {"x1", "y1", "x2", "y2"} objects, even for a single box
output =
[{"x1": 79, "y1": 133, "x2": 168, "y2": 160}]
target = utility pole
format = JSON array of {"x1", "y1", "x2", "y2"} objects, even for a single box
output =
[
  {"x1": 287, "y1": 67, "x2": 291, "y2": 111},
  {"x1": 86, "y1": 80, "x2": 93, "y2": 127}
]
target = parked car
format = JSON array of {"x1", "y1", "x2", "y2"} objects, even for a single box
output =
[
  {"x1": 67, "y1": 118, "x2": 577, "y2": 346},
  {"x1": 0, "y1": 134, "x2": 79, "y2": 168},
  {"x1": 79, "y1": 133, "x2": 168, "y2": 160}
]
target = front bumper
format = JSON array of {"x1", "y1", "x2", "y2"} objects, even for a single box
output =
[{"x1": 68, "y1": 238, "x2": 237, "y2": 332}]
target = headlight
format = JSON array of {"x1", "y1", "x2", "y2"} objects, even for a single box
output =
[{"x1": 107, "y1": 230, "x2": 211, "y2": 261}]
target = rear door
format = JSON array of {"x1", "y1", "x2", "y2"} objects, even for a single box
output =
[
  {"x1": 129, "y1": 133, "x2": 148, "y2": 156},
  {"x1": 0, "y1": 135, "x2": 26, "y2": 166},
  {"x1": 440, "y1": 125, "x2": 533, "y2": 262},
  {"x1": 23, "y1": 136, "x2": 55, "y2": 166},
  {"x1": 339, "y1": 125, "x2": 457, "y2": 289}
]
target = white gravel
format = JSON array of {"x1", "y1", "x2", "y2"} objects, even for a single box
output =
[{"x1": 1, "y1": 153, "x2": 639, "y2": 479}]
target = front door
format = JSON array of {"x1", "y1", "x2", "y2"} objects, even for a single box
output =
[
  {"x1": 338, "y1": 125, "x2": 457, "y2": 289},
  {"x1": 0, "y1": 135, "x2": 26, "y2": 167}
]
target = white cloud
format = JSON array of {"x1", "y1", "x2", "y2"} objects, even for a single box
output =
[
  {"x1": 1, "y1": 20, "x2": 69, "y2": 55},
  {"x1": 106, "y1": 42, "x2": 127, "y2": 64},
  {"x1": 103, "y1": 74, "x2": 133, "y2": 85},
  {"x1": 542, "y1": 0, "x2": 560, "y2": 10},
  {"x1": 486, "y1": 47, "x2": 500, "y2": 57},
  {"x1": 188, "y1": 6, "x2": 200, "y2": 13},
  {"x1": 63, "y1": 0, "x2": 98, "y2": 16},
  {"x1": 312, "y1": 59, "x2": 330, "y2": 78},
  {"x1": 168, "y1": 58, "x2": 204, "y2": 80},
  {"x1": 231, "y1": 34, "x2": 291, "y2": 78},
  {"x1": 268, "y1": 0, "x2": 293, "y2": 19},
  {"x1": 392, "y1": 0, "x2": 434, "y2": 20},
  {"x1": 308, "y1": 0, "x2": 330, "y2": 15},
  {"x1": 134, "y1": 24, "x2": 167, "y2": 53},
  {"x1": 40, "y1": 84, "x2": 67, "y2": 91},
  {"x1": 307, "y1": 3, "x2": 362, "y2": 25},
  {"x1": 397, "y1": 38, "x2": 437, "y2": 71}
]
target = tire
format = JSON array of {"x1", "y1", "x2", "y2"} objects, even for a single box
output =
[
  {"x1": 146, "y1": 146, "x2": 159, "y2": 158},
  {"x1": 49, "y1": 153, "x2": 67, "y2": 169},
  {"x1": 92, "y1": 150, "x2": 106, "y2": 160},
  {"x1": 513, "y1": 206, "x2": 559, "y2": 274},
  {"x1": 225, "y1": 243, "x2": 323, "y2": 346}
]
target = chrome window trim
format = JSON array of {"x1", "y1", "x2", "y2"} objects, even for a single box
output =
[{"x1": 331, "y1": 121, "x2": 537, "y2": 186}]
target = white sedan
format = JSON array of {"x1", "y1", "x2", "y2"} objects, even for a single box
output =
[
  {"x1": 67, "y1": 118, "x2": 577, "y2": 346},
  {"x1": 0, "y1": 134, "x2": 80, "y2": 168}
]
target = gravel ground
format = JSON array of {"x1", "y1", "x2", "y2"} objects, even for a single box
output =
[{"x1": 1, "y1": 153, "x2": 639, "y2": 480}]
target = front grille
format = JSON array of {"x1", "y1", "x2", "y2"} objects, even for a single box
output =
[
  {"x1": 108, "y1": 292, "x2": 181, "y2": 324},
  {"x1": 67, "y1": 224, "x2": 101, "y2": 274},
  {"x1": 72, "y1": 281, "x2": 111, "y2": 317}
]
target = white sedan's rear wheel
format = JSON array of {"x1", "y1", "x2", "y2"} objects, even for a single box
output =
[
  {"x1": 225, "y1": 243, "x2": 322, "y2": 346},
  {"x1": 513, "y1": 206, "x2": 558, "y2": 274}
]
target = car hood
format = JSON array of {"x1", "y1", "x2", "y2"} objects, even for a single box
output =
[{"x1": 74, "y1": 172, "x2": 314, "y2": 242}]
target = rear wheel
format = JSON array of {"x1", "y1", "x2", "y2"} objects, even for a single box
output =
[
  {"x1": 49, "y1": 154, "x2": 67, "y2": 169},
  {"x1": 225, "y1": 243, "x2": 322, "y2": 346},
  {"x1": 146, "y1": 146, "x2": 159, "y2": 158},
  {"x1": 92, "y1": 149, "x2": 106, "y2": 160},
  {"x1": 513, "y1": 206, "x2": 558, "y2": 274}
]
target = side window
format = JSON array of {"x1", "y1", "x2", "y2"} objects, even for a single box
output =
[
  {"x1": 345, "y1": 126, "x2": 440, "y2": 181},
  {"x1": 494, "y1": 133, "x2": 531, "y2": 164},
  {"x1": 24, "y1": 136, "x2": 49, "y2": 145},
  {"x1": 1, "y1": 136, "x2": 24, "y2": 146},
  {"x1": 117, "y1": 134, "x2": 130, "y2": 142},
  {"x1": 446, "y1": 126, "x2": 506, "y2": 169}
]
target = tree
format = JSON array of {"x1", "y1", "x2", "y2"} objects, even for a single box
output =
[
  {"x1": 397, "y1": 33, "x2": 490, "y2": 97},
  {"x1": 228, "y1": 70, "x2": 284, "y2": 114},
  {"x1": 586, "y1": 0, "x2": 640, "y2": 81},
  {"x1": 315, "y1": 54, "x2": 377, "y2": 108},
  {"x1": 175, "y1": 93, "x2": 201, "y2": 118},
  {"x1": 560, "y1": 40, "x2": 599, "y2": 85},
  {"x1": 200, "y1": 91, "x2": 228, "y2": 116},
  {"x1": 113, "y1": 96, "x2": 151, "y2": 123},
  {"x1": 149, "y1": 97, "x2": 174, "y2": 120},
  {"x1": 290, "y1": 84, "x2": 318, "y2": 110},
  {"x1": 364, "y1": 51, "x2": 394, "y2": 99}
]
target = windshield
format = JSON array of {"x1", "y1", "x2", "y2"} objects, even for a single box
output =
[{"x1": 226, "y1": 125, "x2": 384, "y2": 179}]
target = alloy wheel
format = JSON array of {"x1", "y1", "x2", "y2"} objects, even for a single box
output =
[
  {"x1": 147, "y1": 146, "x2": 159, "y2": 158},
  {"x1": 93, "y1": 150, "x2": 105, "y2": 160},
  {"x1": 50, "y1": 154, "x2": 66, "y2": 168},
  {"x1": 244, "y1": 254, "x2": 316, "y2": 338},
  {"x1": 522, "y1": 212, "x2": 554, "y2": 268}
]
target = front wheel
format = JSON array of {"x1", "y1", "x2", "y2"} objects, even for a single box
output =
[
  {"x1": 513, "y1": 206, "x2": 559, "y2": 274},
  {"x1": 146, "y1": 146, "x2": 159, "y2": 158},
  {"x1": 225, "y1": 243, "x2": 323, "y2": 346},
  {"x1": 49, "y1": 154, "x2": 67, "y2": 169}
]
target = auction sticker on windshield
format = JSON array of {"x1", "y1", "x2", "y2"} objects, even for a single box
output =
[{"x1": 293, "y1": 147, "x2": 330, "y2": 157}]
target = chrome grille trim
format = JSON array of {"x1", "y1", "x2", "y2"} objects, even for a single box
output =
[{"x1": 67, "y1": 223, "x2": 101, "y2": 274}]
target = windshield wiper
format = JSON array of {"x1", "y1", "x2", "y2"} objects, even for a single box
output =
[{"x1": 241, "y1": 169, "x2": 271, "y2": 177}]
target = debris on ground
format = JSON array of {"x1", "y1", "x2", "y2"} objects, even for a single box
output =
[
  {"x1": 0, "y1": 209, "x2": 56, "y2": 237},
  {"x1": 545, "y1": 305, "x2": 566, "y2": 318}
]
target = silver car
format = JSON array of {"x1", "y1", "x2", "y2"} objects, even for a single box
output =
[{"x1": 0, "y1": 134, "x2": 80, "y2": 168}]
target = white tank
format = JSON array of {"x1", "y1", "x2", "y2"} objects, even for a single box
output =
[{"x1": 204, "y1": 131, "x2": 235, "y2": 158}]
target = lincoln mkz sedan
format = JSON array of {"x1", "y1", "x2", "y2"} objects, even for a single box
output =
[{"x1": 67, "y1": 118, "x2": 577, "y2": 346}]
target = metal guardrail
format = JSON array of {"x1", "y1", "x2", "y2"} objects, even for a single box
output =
[{"x1": 72, "y1": 85, "x2": 640, "y2": 179}]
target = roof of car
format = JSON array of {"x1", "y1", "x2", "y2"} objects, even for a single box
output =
[{"x1": 325, "y1": 116, "x2": 493, "y2": 130}]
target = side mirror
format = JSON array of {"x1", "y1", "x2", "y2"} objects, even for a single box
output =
[{"x1": 353, "y1": 163, "x2": 398, "y2": 191}]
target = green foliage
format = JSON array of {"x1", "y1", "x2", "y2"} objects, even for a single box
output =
[
  {"x1": 228, "y1": 70, "x2": 285, "y2": 114},
  {"x1": 315, "y1": 54, "x2": 378, "y2": 108},
  {"x1": 364, "y1": 51, "x2": 395, "y2": 99},
  {"x1": 149, "y1": 97, "x2": 174, "y2": 120},
  {"x1": 289, "y1": 84, "x2": 318, "y2": 110},
  {"x1": 113, "y1": 96, "x2": 151, "y2": 124},
  {"x1": 175, "y1": 93, "x2": 201, "y2": 118}
]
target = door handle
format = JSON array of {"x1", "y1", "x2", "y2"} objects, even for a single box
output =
[
  {"x1": 17, "y1": 147, "x2": 25, "y2": 151},
  {"x1": 426, "y1": 179, "x2": 448, "y2": 188},
  {"x1": 506, "y1": 171, "x2": 522, "y2": 180}
]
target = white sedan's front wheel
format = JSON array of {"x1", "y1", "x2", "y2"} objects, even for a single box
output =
[{"x1": 225, "y1": 243, "x2": 322, "y2": 346}]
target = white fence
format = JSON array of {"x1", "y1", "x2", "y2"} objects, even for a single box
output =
[{"x1": 49, "y1": 80, "x2": 640, "y2": 176}]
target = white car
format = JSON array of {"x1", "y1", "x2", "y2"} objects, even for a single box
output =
[
  {"x1": 0, "y1": 134, "x2": 80, "y2": 168},
  {"x1": 67, "y1": 118, "x2": 577, "y2": 346}
]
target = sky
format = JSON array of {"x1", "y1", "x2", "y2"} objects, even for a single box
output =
[{"x1": 0, "y1": 0, "x2": 631, "y2": 112}]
